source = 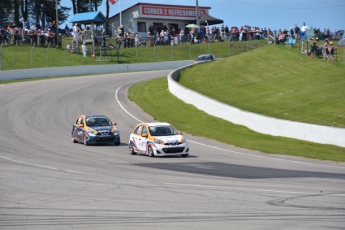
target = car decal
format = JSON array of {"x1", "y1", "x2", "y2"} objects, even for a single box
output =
[
  {"x1": 129, "y1": 139, "x2": 139, "y2": 152},
  {"x1": 145, "y1": 141, "x2": 156, "y2": 154}
]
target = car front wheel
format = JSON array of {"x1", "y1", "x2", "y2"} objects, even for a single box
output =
[
  {"x1": 129, "y1": 144, "x2": 136, "y2": 155},
  {"x1": 181, "y1": 154, "x2": 188, "y2": 157},
  {"x1": 72, "y1": 137, "x2": 78, "y2": 143},
  {"x1": 83, "y1": 135, "x2": 89, "y2": 146},
  {"x1": 148, "y1": 146, "x2": 155, "y2": 157}
]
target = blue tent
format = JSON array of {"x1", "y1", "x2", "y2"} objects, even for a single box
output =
[{"x1": 69, "y1": 11, "x2": 107, "y2": 24}]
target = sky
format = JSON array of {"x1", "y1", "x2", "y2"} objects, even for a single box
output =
[{"x1": 60, "y1": 0, "x2": 345, "y2": 32}]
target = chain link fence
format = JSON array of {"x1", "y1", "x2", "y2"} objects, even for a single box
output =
[{"x1": 0, "y1": 37, "x2": 266, "y2": 71}]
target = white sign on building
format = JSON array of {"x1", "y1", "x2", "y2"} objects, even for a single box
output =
[{"x1": 108, "y1": 2, "x2": 210, "y2": 38}]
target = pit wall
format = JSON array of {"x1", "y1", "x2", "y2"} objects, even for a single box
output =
[
  {"x1": 168, "y1": 64, "x2": 345, "y2": 148},
  {"x1": 0, "y1": 60, "x2": 193, "y2": 81}
]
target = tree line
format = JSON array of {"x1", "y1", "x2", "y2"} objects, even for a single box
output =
[{"x1": 0, "y1": 0, "x2": 110, "y2": 29}]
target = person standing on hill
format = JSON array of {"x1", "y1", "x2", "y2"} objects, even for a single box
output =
[
  {"x1": 72, "y1": 23, "x2": 80, "y2": 40},
  {"x1": 294, "y1": 24, "x2": 300, "y2": 41},
  {"x1": 322, "y1": 38, "x2": 329, "y2": 60},
  {"x1": 300, "y1": 22, "x2": 308, "y2": 38},
  {"x1": 82, "y1": 42, "x2": 87, "y2": 57},
  {"x1": 57, "y1": 33, "x2": 62, "y2": 49},
  {"x1": 199, "y1": 25, "x2": 205, "y2": 40},
  {"x1": 328, "y1": 42, "x2": 335, "y2": 63},
  {"x1": 290, "y1": 27, "x2": 294, "y2": 39},
  {"x1": 51, "y1": 20, "x2": 56, "y2": 34},
  {"x1": 119, "y1": 25, "x2": 124, "y2": 36}
]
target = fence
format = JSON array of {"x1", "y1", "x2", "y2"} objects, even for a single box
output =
[{"x1": 0, "y1": 37, "x2": 265, "y2": 71}]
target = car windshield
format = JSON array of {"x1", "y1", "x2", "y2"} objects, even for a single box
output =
[
  {"x1": 149, "y1": 125, "x2": 179, "y2": 136},
  {"x1": 197, "y1": 55, "x2": 209, "y2": 61},
  {"x1": 85, "y1": 117, "x2": 112, "y2": 127}
]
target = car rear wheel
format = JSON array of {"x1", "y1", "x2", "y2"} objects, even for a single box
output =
[
  {"x1": 148, "y1": 146, "x2": 155, "y2": 157},
  {"x1": 181, "y1": 154, "x2": 188, "y2": 157},
  {"x1": 129, "y1": 144, "x2": 136, "y2": 155},
  {"x1": 83, "y1": 135, "x2": 88, "y2": 146}
]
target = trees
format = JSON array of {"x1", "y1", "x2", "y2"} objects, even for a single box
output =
[
  {"x1": 1, "y1": 0, "x2": 105, "y2": 29},
  {"x1": 1, "y1": 0, "x2": 71, "y2": 29},
  {"x1": 71, "y1": 0, "x2": 102, "y2": 14},
  {"x1": 0, "y1": 0, "x2": 14, "y2": 26}
]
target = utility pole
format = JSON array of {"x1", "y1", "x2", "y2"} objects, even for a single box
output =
[
  {"x1": 90, "y1": 0, "x2": 95, "y2": 56},
  {"x1": 56, "y1": 0, "x2": 58, "y2": 43},
  {"x1": 120, "y1": 0, "x2": 122, "y2": 26},
  {"x1": 196, "y1": 0, "x2": 200, "y2": 28}
]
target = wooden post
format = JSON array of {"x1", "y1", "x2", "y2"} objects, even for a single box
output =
[
  {"x1": 91, "y1": 21, "x2": 95, "y2": 56},
  {"x1": 306, "y1": 40, "x2": 308, "y2": 54},
  {"x1": 274, "y1": 30, "x2": 276, "y2": 44}
]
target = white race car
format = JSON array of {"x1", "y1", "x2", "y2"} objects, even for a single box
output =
[{"x1": 128, "y1": 122, "x2": 189, "y2": 157}]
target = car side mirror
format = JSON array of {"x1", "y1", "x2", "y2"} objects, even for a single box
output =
[
  {"x1": 113, "y1": 122, "x2": 117, "y2": 126},
  {"x1": 142, "y1": 133, "x2": 148, "y2": 138}
]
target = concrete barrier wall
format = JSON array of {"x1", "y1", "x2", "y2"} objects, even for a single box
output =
[
  {"x1": 168, "y1": 65, "x2": 345, "y2": 148},
  {"x1": 0, "y1": 60, "x2": 194, "y2": 81}
]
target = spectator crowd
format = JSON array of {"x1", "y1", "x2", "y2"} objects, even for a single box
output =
[
  {"x1": 1, "y1": 20, "x2": 341, "y2": 64},
  {"x1": 0, "y1": 20, "x2": 63, "y2": 48}
]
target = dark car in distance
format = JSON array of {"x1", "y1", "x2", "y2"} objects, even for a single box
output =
[{"x1": 194, "y1": 54, "x2": 217, "y2": 64}]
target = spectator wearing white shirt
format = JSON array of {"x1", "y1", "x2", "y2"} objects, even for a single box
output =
[
  {"x1": 300, "y1": 22, "x2": 308, "y2": 38},
  {"x1": 72, "y1": 23, "x2": 80, "y2": 40},
  {"x1": 82, "y1": 42, "x2": 87, "y2": 57}
]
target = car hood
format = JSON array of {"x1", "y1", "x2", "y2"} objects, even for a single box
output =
[
  {"x1": 155, "y1": 135, "x2": 182, "y2": 144},
  {"x1": 91, "y1": 126, "x2": 113, "y2": 132}
]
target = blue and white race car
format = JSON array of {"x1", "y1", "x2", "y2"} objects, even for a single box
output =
[{"x1": 128, "y1": 122, "x2": 189, "y2": 157}]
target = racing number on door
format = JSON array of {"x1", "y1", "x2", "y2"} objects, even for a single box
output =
[{"x1": 141, "y1": 125, "x2": 149, "y2": 152}]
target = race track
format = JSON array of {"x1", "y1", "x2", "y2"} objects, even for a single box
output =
[{"x1": 0, "y1": 70, "x2": 344, "y2": 230}]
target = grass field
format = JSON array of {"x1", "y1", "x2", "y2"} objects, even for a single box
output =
[{"x1": 178, "y1": 44, "x2": 345, "y2": 128}]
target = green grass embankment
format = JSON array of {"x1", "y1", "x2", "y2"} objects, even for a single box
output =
[{"x1": 178, "y1": 44, "x2": 345, "y2": 128}]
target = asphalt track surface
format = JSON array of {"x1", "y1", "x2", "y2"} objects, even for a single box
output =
[{"x1": 0, "y1": 70, "x2": 344, "y2": 230}]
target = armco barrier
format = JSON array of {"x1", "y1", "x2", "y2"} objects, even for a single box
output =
[
  {"x1": 0, "y1": 60, "x2": 194, "y2": 81},
  {"x1": 168, "y1": 65, "x2": 345, "y2": 148}
]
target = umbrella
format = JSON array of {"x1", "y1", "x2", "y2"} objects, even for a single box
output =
[
  {"x1": 195, "y1": 13, "x2": 224, "y2": 26},
  {"x1": 185, "y1": 24, "x2": 199, "y2": 29}
]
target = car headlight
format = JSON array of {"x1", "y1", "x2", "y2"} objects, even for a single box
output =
[
  {"x1": 181, "y1": 137, "x2": 187, "y2": 143},
  {"x1": 88, "y1": 129, "x2": 97, "y2": 136},
  {"x1": 154, "y1": 138, "x2": 162, "y2": 144}
]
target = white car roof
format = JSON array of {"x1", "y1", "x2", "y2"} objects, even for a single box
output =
[{"x1": 145, "y1": 122, "x2": 171, "y2": 127}]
